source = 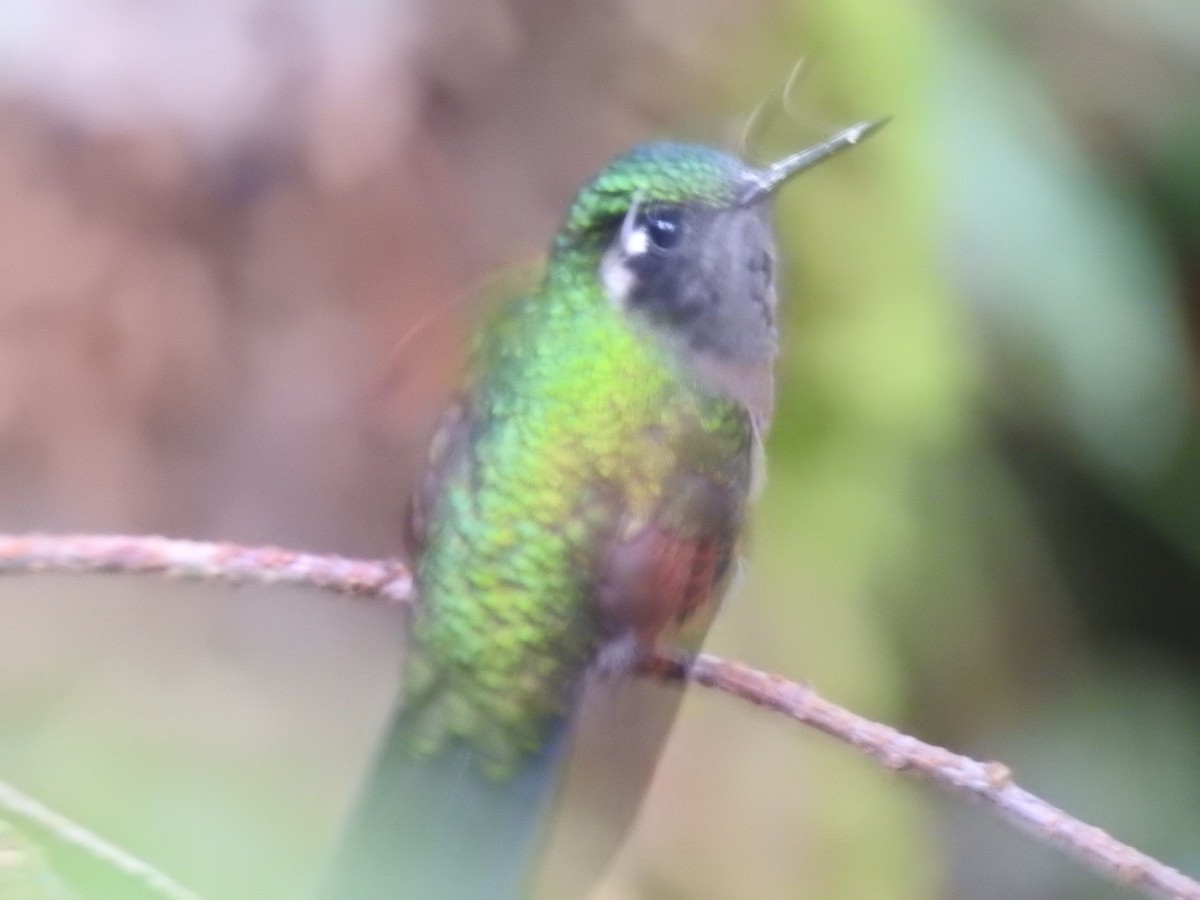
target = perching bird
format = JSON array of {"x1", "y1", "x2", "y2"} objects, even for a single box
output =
[{"x1": 317, "y1": 117, "x2": 886, "y2": 900}]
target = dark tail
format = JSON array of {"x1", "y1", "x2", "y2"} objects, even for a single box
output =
[
  {"x1": 314, "y1": 704, "x2": 568, "y2": 900},
  {"x1": 315, "y1": 672, "x2": 688, "y2": 899}
]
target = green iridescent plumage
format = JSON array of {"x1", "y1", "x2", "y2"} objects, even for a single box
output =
[
  {"x1": 318, "y1": 121, "x2": 885, "y2": 900},
  {"x1": 398, "y1": 141, "x2": 769, "y2": 781},
  {"x1": 407, "y1": 237, "x2": 751, "y2": 777}
]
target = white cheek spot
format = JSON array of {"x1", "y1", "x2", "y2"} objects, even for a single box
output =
[
  {"x1": 603, "y1": 196, "x2": 648, "y2": 307},
  {"x1": 600, "y1": 244, "x2": 636, "y2": 306},
  {"x1": 623, "y1": 226, "x2": 649, "y2": 257}
]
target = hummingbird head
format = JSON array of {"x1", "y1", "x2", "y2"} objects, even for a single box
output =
[{"x1": 554, "y1": 120, "x2": 887, "y2": 368}]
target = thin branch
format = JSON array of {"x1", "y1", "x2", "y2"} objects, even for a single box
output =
[
  {"x1": 0, "y1": 781, "x2": 199, "y2": 900},
  {"x1": 651, "y1": 652, "x2": 1200, "y2": 900},
  {"x1": 0, "y1": 534, "x2": 412, "y2": 605},
  {"x1": 1, "y1": 533, "x2": 1198, "y2": 900}
]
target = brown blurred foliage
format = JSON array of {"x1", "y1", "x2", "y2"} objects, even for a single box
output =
[{"x1": 0, "y1": 2, "x2": 793, "y2": 897}]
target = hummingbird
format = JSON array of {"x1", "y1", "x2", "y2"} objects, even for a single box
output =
[{"x1": 317, "y1": 117, "x2": 886, "y2": 899}]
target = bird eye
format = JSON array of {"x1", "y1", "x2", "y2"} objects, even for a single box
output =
[{"x1": 640, "y1": 207, "x2": 683, "y2": 251}]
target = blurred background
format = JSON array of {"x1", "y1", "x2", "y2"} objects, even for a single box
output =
[{"x1": 0, "y1": 0, "x2": 1198, "y2": 897}]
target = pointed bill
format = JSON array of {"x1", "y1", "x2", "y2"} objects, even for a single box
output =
[{"x1": 738, "y1": 116, "x2": 891, "y2": 206}]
